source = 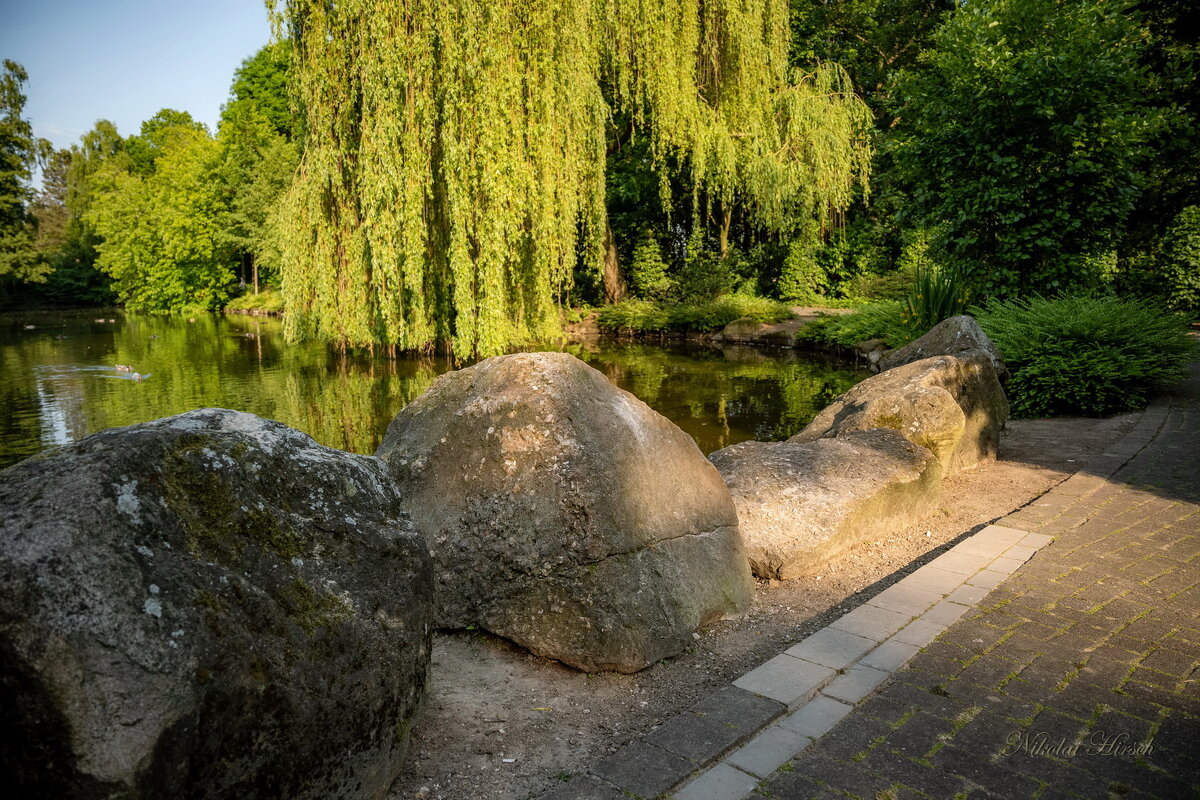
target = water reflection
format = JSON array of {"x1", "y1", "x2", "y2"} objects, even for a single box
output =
[{"x1": 0, "y1": 311, "x2": 867, "y2": 468}]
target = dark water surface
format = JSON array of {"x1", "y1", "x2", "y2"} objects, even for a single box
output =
[{"x1": 0, "y1": 310, "x2": 867, "y2": 469}]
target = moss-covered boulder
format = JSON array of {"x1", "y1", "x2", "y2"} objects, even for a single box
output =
[
  {"x1": 710, "y1": 430, "x2": 942, "y2": 580},
  {"x1": 375, "y1": 352, "x2": 753, "y2": 674},
  {"x1": 0, "y1": 409, "x2": 432, "y2": 800},
  {"x1": 791, "y1": 352, "x2": 1008, "y2": 475}
]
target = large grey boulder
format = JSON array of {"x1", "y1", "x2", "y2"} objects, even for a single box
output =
[
  {"x1": 0, "y1": 409, "x2": 432, "y2": 800},
  {"x1": 791, "y1": 353, "x2": 1008, "y2": 475},
  {"x1": 710, "y1": 430, "x2": 942, "y2": 580},
  {"x1": 878, "y1": 315, "x2": 1008, "y2": 383},
  {"x1": 375, "y1": 352, "x2": 753, "y2": 674}
]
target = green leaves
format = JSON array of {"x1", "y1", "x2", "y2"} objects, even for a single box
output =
[
  {"x1": 278, "y1": 0, "x2": 873, "y2": 357},
  {"x1": 975, "y1": 294, "x2": 1196, "y2": 416},
  {"x1": 891, "y1": 0, "x2": 1157, "y2": 298}
]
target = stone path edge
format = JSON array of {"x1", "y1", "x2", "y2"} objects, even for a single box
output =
[{"x1": 540, "y1": 405, "x2": 1166, "y2": 800}]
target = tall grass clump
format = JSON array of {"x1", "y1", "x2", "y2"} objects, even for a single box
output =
[
  {"x1": 976, "y1": 295, "x2": 1196, "y2": 417},
  {"x1": 903, "y1": 262, "x2": 971, "y2": 331}
]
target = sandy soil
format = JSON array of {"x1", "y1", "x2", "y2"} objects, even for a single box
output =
[{"x1": 387, "y1": 411, "x2": 1138, "y2": 800}]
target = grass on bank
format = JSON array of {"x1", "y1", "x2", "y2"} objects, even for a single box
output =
[
  {"x1": 596, "y1": 295, "x2": 793, "y2": 334},
  {"x1": 224, "y1": 289, "x2": 285, "y2": 315}
]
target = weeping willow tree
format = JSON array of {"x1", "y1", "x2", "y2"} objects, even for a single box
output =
[{"x1": 275, "y1": 0, "x2": 872, "y2": 359}]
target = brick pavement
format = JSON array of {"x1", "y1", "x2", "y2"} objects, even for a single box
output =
[
  {"x1": 544, "y1": 364, "x2": 1199, "y2": 800},
  {"x1": 754, "y1": 369, "x2": 1200, "y2": 800}
]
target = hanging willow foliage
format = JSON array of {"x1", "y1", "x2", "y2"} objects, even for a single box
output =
[{"x1": 275, "y1": 0, "x2": 872, "y2": 359}]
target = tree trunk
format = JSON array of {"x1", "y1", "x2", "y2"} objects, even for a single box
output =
[
  {"x1": 719, "y1": 204, "x2": 733, "y2": 259},
  {"x1": 252, "y1": 254, "x2": 259, "y2": 295},
  {"x1": 602, "y1": 221, "x2": 627, "y2": 303}
]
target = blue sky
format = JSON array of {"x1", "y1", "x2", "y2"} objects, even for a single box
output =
[{"x1": 1, "y1": 0, "x2": 273, "y2": 150}]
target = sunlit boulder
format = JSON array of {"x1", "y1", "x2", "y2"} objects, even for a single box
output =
[
  {"x1": 791, "y1": 352, "x2": 1008, "y2": 475},
  {"x1": 711, "y1": 429, "x2": 941, "y2": 580},
  {"x1": 376, "y1": 352, "x2": 753, "y2": 673}
]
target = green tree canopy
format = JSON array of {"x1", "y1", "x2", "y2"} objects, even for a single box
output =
[
  {"x1": 226, "y1": 41, "x2": 293, "y2": 138},
  {"x1": 87, "y1": 124, "x2": 234, "y2": 311},
  {"x1": 277, "y1": 0, "x2": 873, "y2": 358},
  {"x1": 892, "y1": 0, "x2": 1158, "y2": 296},
  {"x1": 0, "y1": 60, "x2": 51, "y2": 287}
]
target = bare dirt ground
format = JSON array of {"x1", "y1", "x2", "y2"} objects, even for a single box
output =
[{"x1": 387, "y1": 411, "x2": 1138, "y2": 800}]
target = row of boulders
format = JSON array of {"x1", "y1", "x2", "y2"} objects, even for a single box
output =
[
  {"x1": 0, "y1": 358, "x2": 755, "y2": 797},
  {"x1": 710, "y1": 316, "x2": 1009, "y2": 580},
  {"x1": 0, "y1": 316, "x2": 1006, "y2": 797}
]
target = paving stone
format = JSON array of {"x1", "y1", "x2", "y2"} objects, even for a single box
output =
[
  {"x1": 892, "y1": 618, "x2": 948, "y2": 648},
  {"x1": 777, "y1": 695, "x2": 854, "y2": 739},
  {"x1": 944, "y1": 582, "x2": 991, "y2": 606},
  {"x1": 867, "y1": 581, "x2": 946, "y2": 617},
  {"x1": 645, "y1": 708, "x2": 756, "y2": 765},
  {"x1": 753, "y1": 768, "x2": 824, "y2": 799},
  {"x1": 989, "y1": 555, "x2": 1030, "y2": 574},
  {"x1": 966, "y1": 568, "x2": 1010, "y2": 590},
  {"x1": 724, "y1": 724, "x2": 812, "y2": 779},
  {"x1": 921, "y1": 599, "x2": 973, "y2": 627},
  {"x1": 822, "y1": 664, "x2": 891, "y2": 704},
  {"x1": 906, "y1": 565, "x2": 970, "y2": 594},
  {"x1": 859, "y1": 638, "x2": 922, "y2": 672},
  {"x1": 674, "y1": 762, "x2": 757, "y2": 800},
  {"x1": 733, "y1": 654, "x2": 836, "y2": 708},
  {"x1": 931, "y1": 743, "x2": 1044, "y2": 798},
  {"x1": 828, "y1": 603, "x2": 914, "y2": 641},
  {"x1": 929, "y1": 548, "x2": 995, "y2": 576},
  {"x1": 691, "y1": 685, "x2": 788, "y2": 731},
  {"x1": 783, "y1": 627, "x2": 878, "y2": 670},
  {"x1": 591, "y1": 741, "x2": 692, "y2": 798}
]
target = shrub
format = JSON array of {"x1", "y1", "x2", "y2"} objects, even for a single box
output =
[
  {"x1": 1159, "y1": 206, "x2": 1200, "y2": 319},
  {"x1": 777, "y1": 230, "x2": 828, "y2": 302},
  {"x1": 628, "y1": 229, "x2": 674, "y2": 301},
  {"x1": 224, "y1": 289, "x2": 285, "y2": 314},
  {"x1": 595, "y1": 299, "x2": 671, "y2": 333},
  {"x1": 596, "y1": 295, "x2": 792, "y2": 334},
  {"x1": 797, "y1": 300, "x2": 918, "y2": 349},
  {"x1": 975, "y1": 295, "x2": 1196, "y2": 417}
]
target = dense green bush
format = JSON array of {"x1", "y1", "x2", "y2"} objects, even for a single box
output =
[
  {"x1": 1158, "y1": 207, "x2": 1200, "y2": 319},
  {"x1": 777, "y1": 229, "x2": 828, "y2": 302},
  {"x1": 225, "y1": 288, "x2": 285, "y2": 314},
  {"x1": 975, "y1": 295, "x2": 1196, "y2": 417},
  {"x1": 627, "y1": 228, "x2": 674, "y2": 301},
  {"x1": 796, "y1": 301, "x2": 918, "y2": 349},
  {"x1": 596, "y1": 295, "x2": 792, "y2": 334}
]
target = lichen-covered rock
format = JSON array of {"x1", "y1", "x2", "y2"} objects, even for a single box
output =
[
  {"x1": 375, "y1": 352, "x2": 753, "y2": 674},
  {"x1": 791, "y1": 352, "x2": 1008, "y2": 475},
  {"x1": 0, "y1": 409, "x2": 432, "y2": 800},
  {"x1": 878, "y1": 315, "x2": 1009, "y2": 383},
  {"x1": 710, "y1": 430, "x2": 941, "y2": 580}
]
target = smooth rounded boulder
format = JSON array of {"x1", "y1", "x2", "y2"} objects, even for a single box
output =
[
  {"x1": 0, "y1": 409, "x2": 433, "y2": 800},
  {"x1": 375, "y1": 352, "x2": 753, "y2": 673},
  {"x1": 791, "y1": 352, "x2": 1008, "y2": 475},
  {"x1": 710, "y1": 429, "x2": 942, "y2": 580}
]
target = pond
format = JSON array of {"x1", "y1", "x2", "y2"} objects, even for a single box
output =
[{"x1": 0, "y1": 310, "x2": 868, "y2": 470}]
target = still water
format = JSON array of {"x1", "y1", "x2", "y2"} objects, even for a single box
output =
[{"x1": 0, "y1": 310, "x2": 867, "y2": 469}]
